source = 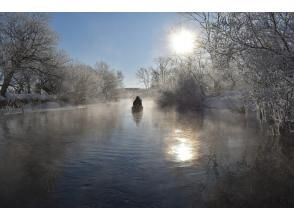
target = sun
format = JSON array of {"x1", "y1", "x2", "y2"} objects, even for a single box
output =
[{"x1": 169, "y1": 28, "x2": 195, "y2": 55}]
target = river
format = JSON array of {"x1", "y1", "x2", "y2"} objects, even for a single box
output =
[{"x1": 0, "y1": 99, "x2": 294, "y2": 207}]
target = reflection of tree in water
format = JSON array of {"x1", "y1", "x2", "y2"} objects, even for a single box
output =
[
  {"x1": 151, "y1": 106, "x2": 204, "y2": 132},
  {"x1": 151, "y1": 107, "x2": 294, "y2": 207},
  {"x1": 150, "y1": 107, "x2": 204, "y2": 166},
  {"x1": 132, "y1": 109, "x2": 143, "y2": 126},
  {"x1": 200, "y1": 135, "x2": 294, "y2": 207},
  {"x1": 0, "y1": 104, "x2": 121, "y2": 207}
]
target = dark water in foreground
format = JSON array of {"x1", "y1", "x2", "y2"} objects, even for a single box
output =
[{"x1": 0, "y1": 99, "x2": 294, "y2": 207}]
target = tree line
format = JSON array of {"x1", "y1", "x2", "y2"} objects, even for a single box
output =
[
  {"x1": 137, "y1": 12, "x2": 294, "y2": 135},
  {"x1": 0, "y1": 13, "x2": 123, "y2": 105}
]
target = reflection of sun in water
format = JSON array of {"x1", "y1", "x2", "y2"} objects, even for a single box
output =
[
  {"x1": 169, "y1": 138, "x2": 194, "y2": 162},
  {"x1": 169, "y1": 28, "x2": 195, "y2": 55},
  {"x1": 167, "y1": 128, "x2": 199, "y2": 164}
]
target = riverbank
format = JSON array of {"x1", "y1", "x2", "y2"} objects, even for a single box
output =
[
  {"x1": 0, "y1": 89, "x2": 252, "y2": 118},
  {"x1": 0, "y1": 93, "x2": 92, "y2": 116}
]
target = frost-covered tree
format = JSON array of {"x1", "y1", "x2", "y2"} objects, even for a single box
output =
[
  {"x1": 59, "y1": 61, "x2": 123, "y2": 104},
  {"x1": 0, "y1": 13, "x2": 61, "y2": 97},
  {"x1": 60, "y1": 63, "x2": 101, "y2": 104},
  {"x1": 136, "y1": 67, "x2": 152, "y2": 89},
  {"x1": 116, "y1": 71, "x2": 124, "y2": 88},
  {"x1": 94, "y1": 61, "x2": 121, "y2": 100},
  {"x1": 150, "y1": 57, "x2": 175, "y2": 89},
  {"x1": 137, "y1": 54, "x2": 209, "y2": 110},
  {"x1": 188, "y1": 12, "x2": 294, "y2": 134}
]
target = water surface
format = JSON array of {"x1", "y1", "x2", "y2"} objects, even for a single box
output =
[{"x1": 0, "y1": 99, "x2": 294, "y2": 207}]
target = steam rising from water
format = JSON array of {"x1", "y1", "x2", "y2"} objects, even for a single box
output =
[{"x1": 0, "y1": 99, "x2": 292, "y2": 207}]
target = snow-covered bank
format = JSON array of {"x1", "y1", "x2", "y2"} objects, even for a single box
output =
[
  {"x1": 0, "y1": 93, "x2": 54, "y2": 106},
  {"x1": 1, "y1": 101, "x2": 88, "y2": 116},
  {"x1": 0, "y1": 93, "x2": 122, "y2": 116},
  {"x1": 0, "y1": 93, "x2": 87, "y2": 116}
]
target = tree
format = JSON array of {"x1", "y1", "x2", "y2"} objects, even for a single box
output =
[
  {"x1": 116, "y1": 71, "x2": 124, "y2": 88},
  {"x1": 136, "y1": 67, "x2": 151, "y2": 89},
  {"x1": 152, "y1": 57, "x2": 175, "y2": 89},
  {"x1": 94, "y1": 61, "x2": 120, "y2": 100},
  {"x1": 188, "y1": 12, "x2": 294, "y2": 134},
  {"x1": 60, "y1": 63, "x2": 101, "y2": 104},
  {"x1": 0, "y1": 13, "x2": 59, "y2": 97}
]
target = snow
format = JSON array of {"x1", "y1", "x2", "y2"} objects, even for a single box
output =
[
  {"x1": 1, "y1": 101, "x2": 88, "y2": 116},
  {"x1": 5, "y1": 93, "x2": 52, "y2": 102},
  {"x1": 0, "y1": 93, "x2": 58, "y2": 116}
]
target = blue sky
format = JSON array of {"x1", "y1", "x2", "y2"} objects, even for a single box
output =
[{"x1": 50, "y1": 13, "x2": 185, "y2": 87}]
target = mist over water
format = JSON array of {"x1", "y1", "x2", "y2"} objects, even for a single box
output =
[{"x1": 0, "y1": 99, "x2": 293, "y2": 207}]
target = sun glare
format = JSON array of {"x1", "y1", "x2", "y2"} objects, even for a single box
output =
[
  {"x1": 169, "y1": 139, "x2": 194, "y2": 162},
  {"x1": 169, "y1": 28, "x2": 195, "y2": 55},
  {"x1": 166, "y1": 128, "x2": 200, "y2": 164}
]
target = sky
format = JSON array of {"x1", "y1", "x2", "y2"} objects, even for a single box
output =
[{"x1": 50, "y1": 13, "x2": 190, "y2": 88}]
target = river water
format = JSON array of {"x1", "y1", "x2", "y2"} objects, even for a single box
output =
[{"x1": 0, "y1": 99, "x2": 294, "y2": 207}]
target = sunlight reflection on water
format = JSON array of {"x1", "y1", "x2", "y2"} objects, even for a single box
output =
[
  {"x1": 1, "y1": 98, "x2": 292, "y2": 207},
  {"x1": 166, "y1": 128, "x2": 200, "y2": 165}
]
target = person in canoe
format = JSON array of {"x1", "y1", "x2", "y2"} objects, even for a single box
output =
[{"x1": 132, "y1": 96, "x2": 143, "y2": 112}]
